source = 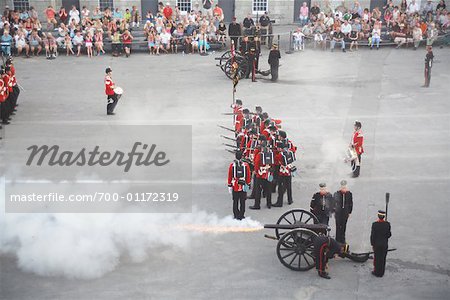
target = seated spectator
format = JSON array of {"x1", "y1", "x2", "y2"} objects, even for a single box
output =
[
  {"x1": 145, "y1": 10, "x2": 154, "y2": 23},
  {"x1": 330, "y1": 27, "x2": 346, "y2": 52},
  {"x1": 172, "y1": 23, "x2": 185, "y2": 53},
  {"x1": 72, "y1": 30, "x2": 84, "y2": 56},
  {"x1": 412, "y1": 23, "x2": 423, "y2": 49},
  {"x1": 310, "y1": 2, "x2": 321, "y2": 22},
  {"x1": 293, "y1": 27, "x2": 305, "y2": 51},
  {"x1": 81, "y1": 6, "x2": 90, "y2": 21},
  {"x1": 160, "y1": 28, "x2": 171, "y2": 53},
  {"x1": 56, "y1": 23, "x2": 68, "y2": 47},
  {"x1": 29, "y1": 29, "x2": 42, "y2": 56},
  {"x1": 59, "y1": 6, "x2": 68, "y2": 24},
  {"x1": 349, "y1": 30, "x2": 359, "y2": 51},
  {"x1": 85, "y1": 32, "x2": 93, "y2": 58},
  {"x1": 44, "y1": 32, "x2": 57, "y2": 59},
  {"x1": 299, "y1": 2, "x2": 309, "y2": 26},
  {"x1": 163, "y1": 3, "x2": 173, "y2": 20},
  {"x1": 213, "y1": 4, "x2": 224, "y2": 21},
  {"x1": 191, "y1": 30, "x2": 199, "y2": 53},
  {"x1": 111, "y1": 30, "x2": 122, "y2": 56},
  {"x1": 131, "y1": 6, "x2": 140, "y2": 28},
  {"x1": 0, "y1": 30, "x2": 13, "y2": 56},
  {"x1": 217, "y1": 20, "x2": 227, "y2": 46},
  {"x1": 147, "y1": 31, "x2": 156, "y2": 54},
  {"x1": 370, "y1": 24, "x2": 381, "y2": 49},
  {"x1": 122, "y1": 29, "x2": 133, "y2": 57},
  {"x1": 92, "y1": 7, "x2": 103, "y2": 20},
  {"x1": 14, "y1": 30, "x2": 30, "y2": 57},
  {"x1": 69, "y1": 5, "x2": 80, "y2": 25},
  {"x1": 119, "y1": 19, "x2": 129, "y2": 33},
  {"x1": 313, "y1": 21, "x2": 326, "y2": 50},
  {"x1": 94, "y1": 29, "x2": 105, "y2": 55},
  {"x1": 113, "y1": 8, "x2": 123, "y2": 22},
  {"x1": 198, "y1": 30, "x2": 210, "y2": 54},
  {"x1": 64, "y1": 33, "x2": 74, "y2": 56},
  {"x1": 44, "y1": 6, "x2": 57, "y2": 29}
]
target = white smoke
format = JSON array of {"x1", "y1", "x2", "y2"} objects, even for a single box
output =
[{"x1": 0, "y1": 209, "x2": 261, "y2": 279}]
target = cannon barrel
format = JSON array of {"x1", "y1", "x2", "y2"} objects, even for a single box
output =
[{"x1": 264, "y1": 223, "x2": 329, "y2": 231}]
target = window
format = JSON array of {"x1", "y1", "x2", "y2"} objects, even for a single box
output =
[
  {"x1": 177, "y1": 0, "x2": 192, "y2": 12},
  {"x1": 252, "y1": 0, "x2": 268, "y2": 14},
  {"x1": 99, "y1": 0, "x2": 114, "y2": 11},
  {"x1": 13, "y1": 0, "x2": 30, "y2": 11}
]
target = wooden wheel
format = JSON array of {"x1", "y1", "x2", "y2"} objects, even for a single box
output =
[
  {"x1": 275, "y1": 209, "x2": 319, "y2": 240},
  {"x1": 223, "y1": 56, "x2": 249, "y2": 79},
  {"x1": 276, "y1": 229, "x2": 317, "y2": 271}
]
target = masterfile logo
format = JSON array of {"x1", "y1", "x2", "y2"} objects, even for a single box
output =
[{"x1": 25, "y1": 142, "x2": 170, "y2": 172}]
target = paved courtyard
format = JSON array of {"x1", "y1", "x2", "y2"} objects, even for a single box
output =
[{"x1": 1, "y1": 45, "x2": 449, "y2": 300}]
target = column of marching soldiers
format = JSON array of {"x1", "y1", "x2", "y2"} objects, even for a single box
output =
[
  {"x1": 224, "y1": 99, "x2": 392, "y2": 279},
  {"x1": 0, "y1": 57, "x2": 20, "y2": 137}
]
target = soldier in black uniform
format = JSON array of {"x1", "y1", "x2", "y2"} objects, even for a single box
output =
[
  {"x1": 268, "y1": 44, "x2": 281, "y2": 81},
  {"x1": 228, "y1": 17, "x2": 242, "y2": 50},
  {"x1": 310, "y1": 183, "x2": 335, "y2": 225},
  {"x1": 370, "y1": 210, "x2": 392, "y2": 277},
  {"x1": 334, "y1": 180, "x2": 353, "y2": 244},
  {"x1": 313, "y1": 236, "x2": 348, "y2": 279},
  {"x1": 423, "y1": 46, "x2": 434, "y2": 88}
]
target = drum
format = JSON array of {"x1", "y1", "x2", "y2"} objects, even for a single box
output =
[{"x1": 114, "y1": 87, "x2": 123, "y2": 99}]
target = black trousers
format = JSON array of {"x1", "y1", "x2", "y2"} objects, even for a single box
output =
[
  {"x1": 254, "y1": 177, "x2": 271, "y2": 208},
  {"x1": 335, "y1": 214, "x2": 349, "y2": 243},
  {"x1": 314, "y1": 244, "x2": 329, "y2": 272},
  {"x1": 424, "y1": 65, "x2": 431, "y2": 87},
  {"x1": 232, "y1": 191, "x2": 246, "y2": 220},
  {"x1": 249, "y1": 174, "x2": 257, "y2": 198},
  {"x1": 0, "y1": 97, "x2": 11, "y2": 122},
  {"x1": 373, "y1": 245, "x2": 388, "y2": 277},
  {"x1": 276, "y1": 175, "x2": 292, "y2": 206},
  {"x1": 12, "y1": 85, "x2": 20, "y2": 107},
  {"x1": 107, "y1": 94, "x2": 119, "y2": 114},
  {"x1": 352, "y1": 154, "x2": 362, "y2": 177},
  {"x1": 270, "y1": 63, "x2": 279, "y2": 81},
  {"x1": 316, "y1": 213, "x2": 329, "y2": 225},
  {"x1": 230, "y1": 37, "x2": 239, "y2": 49}
]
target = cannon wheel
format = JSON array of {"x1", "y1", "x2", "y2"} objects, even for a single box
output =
[
  {"x1": 223, "y1": 56, "x2": 249, "y2": 79},
  {"x1": 276, "y1": 228, "x2": 317, "y2": 271},
  {"x1": 217, "y1": 50, "x2": 232, "y2": 66},
  {"x1": 275, "y1": 209, "x2": 319, "y2": 240}
]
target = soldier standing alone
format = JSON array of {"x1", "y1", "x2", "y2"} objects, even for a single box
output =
[
  {"x1": 351, "y1": 120, "x2": 364, "y2": 177},
  {"x1": 268, "y1": 44, "x2": 281, "y2": 82},
  {"x1": 423, "y1": 46, "x2": 434, "y2": 88},
  {"x1": 370, "y1": 210, "x2": 392, "y2": 277},
  {"x1": 334, "y1": 180, "x2": 353, "y2": 243}
]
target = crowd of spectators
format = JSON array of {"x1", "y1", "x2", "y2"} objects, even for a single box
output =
[
  {"x1": 293, "y1": 0, "x2": 449, "y2": 52},
  {"x1": 0, "y1": 1, "x2": 228, "y2": 58},
  {"x1": 0, "y1": 0, "x2": 448, "y2": 59}
]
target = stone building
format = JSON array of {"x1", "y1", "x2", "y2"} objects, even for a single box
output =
[{"x1": 0, "y1": 0, "x2": 441, "y2": 25}]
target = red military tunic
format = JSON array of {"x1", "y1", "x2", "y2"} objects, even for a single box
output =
[
  {"x1": 352, "y1": 130, "x2": 364, "y2": 155},
  {"x1": 105, "y1": 75, "x2": 115, "y2": 96},
  {"x1": 254, "y1": 151, "x2": 272, "y2": 180},
  {"x1": 227, "y1": 161, "x2": 251, "y2": 192},
  {"x1": 0, "y1": 79, "x2": 8, "y2": 103}
]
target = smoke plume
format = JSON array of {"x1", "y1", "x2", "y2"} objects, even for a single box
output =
[{"x1": 0, "y1": 209, "x2": 262, "y2": 279}]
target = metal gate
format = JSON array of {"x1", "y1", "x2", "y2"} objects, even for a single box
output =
[
  {"x1": 293, "y1": 0, "x2": 311, "y2": 23},
  {"x1": 218, "y1": 0, "x2": 235, "y2": 23}
]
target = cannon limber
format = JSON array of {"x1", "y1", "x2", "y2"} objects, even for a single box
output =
[{"x1": 264, "y1": 209, "x2": 394, "y2": 272}]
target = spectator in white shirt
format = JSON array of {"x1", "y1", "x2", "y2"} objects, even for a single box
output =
[
  {"x1": 72, "y1": 30, "x2": 84, "y2": 56},
  {"x1": 407, "y1": 0, "x2": 420, "y2": 15},
  {"x1": 69, "y1": 5, "x2": 80, "y2": 24}
]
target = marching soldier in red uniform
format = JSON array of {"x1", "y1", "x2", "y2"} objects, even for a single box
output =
[
  {"x1": 227, "y1": 151, "x2": 252, "y2": 220},
  {"x1": 5, "y1": 58, "x2": 19, "y2": 111},
  {"x1": 250, "y1": 139, "x2": 273, "y2": 210},
  {"x1": 0, "y1": 67, "x2": 10, "y2": 127},
  {"x1": 370, "y1": 210, "x2": 392, "y2": 277},
  {"x1": 351, "y1": 120, "x2": 364, "y2": 177},
  {"x1": 105, "y1": 67, "x2": 120, "y2": 115},
  {"x1": 1, "y1": 67, "x2": 12, "y2": 125},
  {"x1": 273, "y1": 132, "x2": 297, "y2": 207}
]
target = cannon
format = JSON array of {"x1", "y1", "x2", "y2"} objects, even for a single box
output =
[
  {"x1": 264, "y1": 209, "x2": 378, "y2": 272},
  {"x1": 215, "y1": 50, "x2": 249, "y2": 80}
]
